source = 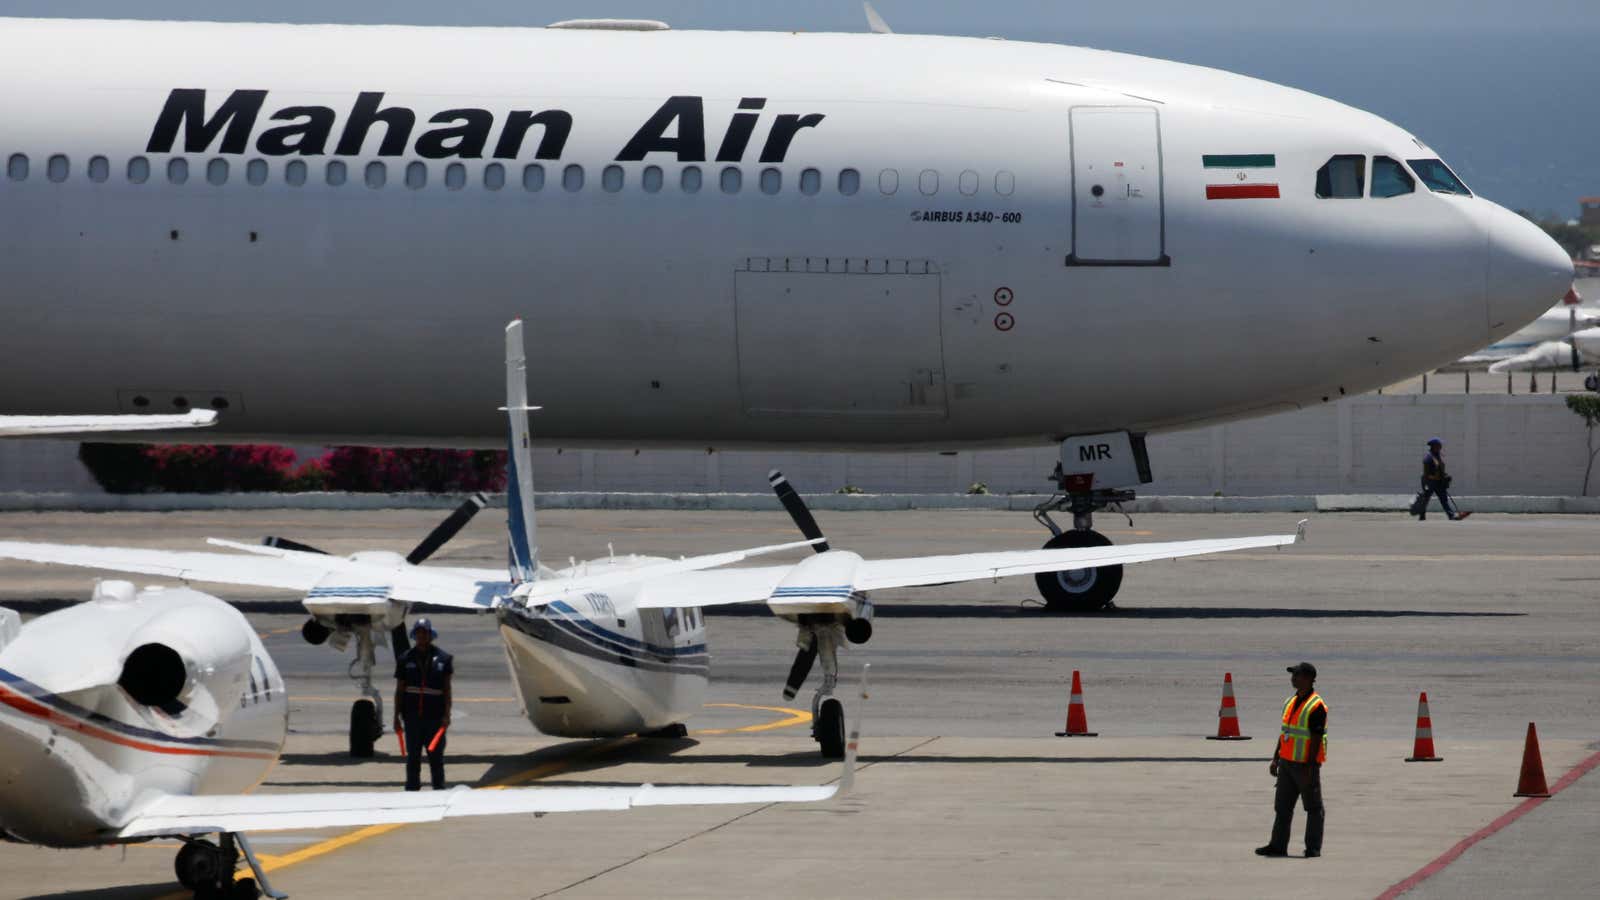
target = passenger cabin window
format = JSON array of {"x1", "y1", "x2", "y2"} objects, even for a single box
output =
[
  {"x1": 523, "y1": 164, "x2": 544, "y2": 191},
  {"x1": 1370, "y1": 156, "x2": 1414, "y2": 198},
  {"x1": 642, "y1": 165, "x2": 663, "y2": 193},
  {"x1": 1315, "y1": 155, "x2": 1365, "y2": 199},
  {"x1": 167, "y1": 158, "x2": 189, "y2": 184},
  {"x1": 246, "y1": 159, "x2": 268, "y2": 186},
  {"x1": 838, "y1": 168, "x2": 860, "y2": 195},
  {"x1": 445, "y1": 163, "x2": 466, "y2": 190},
  {"x1": 760, "y1": 167, "x2": 781, "y2": 195},
  {"x1": 326, "y1": 160, "x2": 347, "y2": 186},
  {"x1": 206, "y1": 158, "x2": 228, "y2": 186},
  {"x1": 285, "y1": 160, "x2": 307, "y2": 186},
  {"x1": 681, "y1": 165, "x2": 702, "y2": 193},
  {"x1": 959, "y1": 170, "x2": 979, "y2": 196},
  {"x1": 602, "y1": 165, "x2": 624, "y2": 193},
  {"x1": 720, "y1": 166, "x2": 741, "y2": 194},
  {"x1": 88, "y1": 156, "x2": 110, "y2": 183},
  {"x1": 995, "y1": 171, "x2": 1015, "y2": 196},
  {"x1": 799, "y1": 168, "x2": 821, "y2": 196},
  {"x1": 484, "y1": 162, "x2": 505, "y2": 190},
  {"x1": 919, "y1": 169, "x2": 938, "y2": 196},
  {"x1": 405, "y1": 161, "x2": 426, "y2": 189},
  {"x1": 47, "y1": 154, "x2": 69, "y2": 183},
  {"x1": 562, "y1": 164, "x2": 583, "y2": 192},
  {"x1": 127, "y1": 157, "x2": 149, "y2": 184},
  {"x1": 5, "y1": 153, "x2": 25, "y2": 181},
  {"x1": 364, "y1": 161, "x2": 386, "y2": 189},
  {"x1": 878, "y1": 168, "x2": 898, "y2": 195},
  {"x1": 1407, "y1": 158, "x2": 1471, "y2": 196}
]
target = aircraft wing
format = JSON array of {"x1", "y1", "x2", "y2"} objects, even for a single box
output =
[
  {"x1": 0, "y1": 541, "x2": 501, "y2": 610},
  {"x1": 0, "y1": 410, "x2": 216, "y2": 436},
  {"x1": 632, "y1": 527, "x2": 1306, "y2": 609},
  {"x1": 118, "y1": 773, "x2": 847, "y2": 838}
]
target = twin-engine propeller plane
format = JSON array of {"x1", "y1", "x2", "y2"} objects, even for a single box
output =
[
  {"x1": 0, "y1": 584, "x2": 851, "y2": 900},
  {"x1": 0, "y1": 321, "x2": 1304, "y2": 762}
]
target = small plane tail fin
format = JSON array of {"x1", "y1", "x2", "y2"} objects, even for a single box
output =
[{"x1": 504, "y1": 320, "x2": 541, "y2": 585}]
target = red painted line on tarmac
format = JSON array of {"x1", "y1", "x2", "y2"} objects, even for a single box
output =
[{"x1": 1376, "y1": 748, "x2": 1600, "y2": 899}]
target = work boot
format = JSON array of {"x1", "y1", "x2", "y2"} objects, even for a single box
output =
[
  {"x1": 1455, "y1": 512, "x2": 1472, "y2": 521},
  {"x1": 1255, "y1": 845, "x2": 1288, "y2": 857},
  {"x1": 1304, "y1": 850, "x2": 1321, "y2": 858}
]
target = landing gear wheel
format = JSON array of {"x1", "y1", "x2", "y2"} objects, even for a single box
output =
[
  {"x1": 1034, "y1": 529, "x2": 1122, "y2": 613},
  {"x1": 815, "y1": 697, "x2": 846, "y2": 759},
  {"x1": 349, "y1": 698, "x2": 380, "y2": 758},
  {"x1": 175, "y1": 839, "x2": 221, "y2": 890}
]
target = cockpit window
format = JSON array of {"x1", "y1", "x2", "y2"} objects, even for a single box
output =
[
  {"x1": 1406, "y1": 158, "x2": 1471, "y2": 196},
  {"x1": 1370, "y1": 157, "x2": 1415, "y2": 198},
  {"x1": 1315, "y1": 155, "x2": 1365, "y2": 199}
]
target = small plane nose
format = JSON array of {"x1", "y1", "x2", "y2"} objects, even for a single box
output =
[{"x1": 1485, "y1": 202, "x2": 1575, "y2": 333}]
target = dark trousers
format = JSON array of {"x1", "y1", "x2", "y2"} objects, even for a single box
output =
[
  {"x1": 1420, "y1": 483, "x2": 1459, "y2": 520},
  {"x1": 1269, "y1": 760, "x2": 1325, "y2": 853},
  {"x1": 402, "y1": 717, "x2": 446, "y2": 791}
]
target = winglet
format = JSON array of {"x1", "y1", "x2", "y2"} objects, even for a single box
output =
[
  {"x1": 840, "y1": 663, "x2": 868, "y2": 796},
  {"x1": 863, "y1": 2, "x2": 892, "y2": 34},
  {"x1": 1294, "y1": 519, "x2": 1309, "y2": 544}
]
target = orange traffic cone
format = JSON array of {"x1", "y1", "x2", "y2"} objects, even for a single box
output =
[
  {"x1": 1055, "y1": 670, "x2": 1098, "y2": 737},
  {"x1": 1513, "y1": 722, "x2": 1551, "y2": 798},
  {"x1": 1206, "y1": 672, "x2": 1251, "y2": 741},
  {"x1": 1405, "y1": 692, "x2": 1443, "y2": 761}
]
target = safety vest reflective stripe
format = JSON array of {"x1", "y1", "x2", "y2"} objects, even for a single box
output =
[{"x1": 1278, "y1": 693, "x2": 1328, "y2": 764}]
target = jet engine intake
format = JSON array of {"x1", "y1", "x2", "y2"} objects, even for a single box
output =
[{"x1": 117, "y1": 643, "x2": 187, "y2": 712}]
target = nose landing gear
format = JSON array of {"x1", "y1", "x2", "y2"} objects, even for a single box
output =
[
  {"x1": 1030, "y1": 431, "x2": 1153, "y2": 612},
  {"x1": 175, "y1": 832, "x2": 285, "y2": 899}
]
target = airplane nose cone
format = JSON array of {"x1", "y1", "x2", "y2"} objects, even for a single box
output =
[{"x1": 1485, "y1": 203, "x2": 1574, "y2": 333}]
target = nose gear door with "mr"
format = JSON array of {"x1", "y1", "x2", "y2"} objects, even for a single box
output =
[{"x1": 1066, "y1": 106, "x2": 1169, "y2": 267}]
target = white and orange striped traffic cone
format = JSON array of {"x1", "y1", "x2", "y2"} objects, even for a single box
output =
[
  {"x1": 1055, "y1": 670, "x2": 1098, "y2": 737},
  {"x1": 1206, "y1": 672, "x2": 1252, "y2": 741},
  {"x1": 1405, "y1": 692, "x2": 1443, "y2": 762}
]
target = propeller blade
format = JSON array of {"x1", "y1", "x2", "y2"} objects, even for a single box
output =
[
  {"x1": 262, "y1": 536, "x2": 328, "y2": 555},
  {"x1": 768, "y1": 470, "x2": 829, "y2": 553},
  {"x1": 406, "y1": 492, "x2": 489, "y2": 565},
  {"x1": 390, "y1": 623, "x2": 410, "y2": 659},
  {"x1": 782, "y1": 634, "x2": 818, "y2": 700}
]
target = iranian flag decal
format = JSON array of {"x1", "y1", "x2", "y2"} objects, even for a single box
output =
[{"x1": 1204, "y1": 154, "x2": 1279, "y2": 199}]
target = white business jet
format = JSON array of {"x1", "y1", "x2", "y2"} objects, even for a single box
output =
[
  {"x1": 0, "y1": 321, "x2": 1304, "y2": 765},
  {"x1": 0, "y1": 15, "x2": 1571, "y2": 609},
  {"x1": 0, "y1": 583, "x2": 851, "y2": 900}
]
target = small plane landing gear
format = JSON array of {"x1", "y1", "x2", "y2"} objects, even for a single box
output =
[
  {"x1": 814, "y1": 697, "x2": 846, "y2": 758},
  {"x1": 176, "y1": 833, "x2": 284, "y2": 899},
  {"x1": 346, "y1": 628, "x2": 384, "y2": 758}
]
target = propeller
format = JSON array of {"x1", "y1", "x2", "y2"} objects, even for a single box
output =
[
  {"x1": 783, "y1": 632, "x2": 819, "y2": 700},
  {"x1": 406, "y1": 492, "x2": 489, "y2": 564},
  {"x1": 262, "y1": 536, "x2": 328, "y2": 555},
  {"x1": 767, "y1": 470, "x2": 829, "y2": 553}
]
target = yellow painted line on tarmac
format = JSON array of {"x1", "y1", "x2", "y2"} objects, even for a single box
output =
[{"x1": 694, "y1": 703, "x2": 811, "y2": 735}]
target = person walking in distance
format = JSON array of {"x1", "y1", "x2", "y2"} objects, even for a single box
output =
[
  {"x1": 1416, "y1": 437, "x2": 1471, "y2": 521},
  {"x1": 393, "y1": 618, "x2": 452, "y2": 791},
  {"x1": 1258, "y1": 662, "x2": 1327, "y2": 858}
]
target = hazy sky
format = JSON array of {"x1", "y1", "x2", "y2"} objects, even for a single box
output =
[{"x1": 2, "y1": 2, "x2": 1593, "y2": 214}]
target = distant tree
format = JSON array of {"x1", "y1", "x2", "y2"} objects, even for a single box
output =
[{"x1": 1564, "y1": 395, "x2": 1600, "y2": 496}]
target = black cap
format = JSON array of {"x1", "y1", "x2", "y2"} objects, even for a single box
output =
[{"x1": 1287, "y1": 662, "x2": 1317, "y2": 679}]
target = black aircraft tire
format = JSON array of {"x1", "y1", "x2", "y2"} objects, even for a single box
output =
[
  {"x1": 175, "y1": 840, "x2": 220, "y2": 890},
  {"x1": 1034, "y1": 530, "x2": 1122, "y2": 613},
  {"x1": 349, "y1": 699, "x2": 378, "y2": 758},
  {"x1": 816, "y1": 698, "x2": 846, "y2": 759}
]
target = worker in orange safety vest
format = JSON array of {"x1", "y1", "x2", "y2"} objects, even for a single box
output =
[{"x1": 1257, "y1": 662, "x2": 1327, "y2": 859}]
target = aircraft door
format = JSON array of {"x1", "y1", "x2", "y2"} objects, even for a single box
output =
[{"x1": 1068, "y1": 106, "x2": 1168, "y2": 266}]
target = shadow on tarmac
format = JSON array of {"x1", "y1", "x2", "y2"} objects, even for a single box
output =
[{"x1": 23, "y1": 884, "x2": 174, "y2": 900}]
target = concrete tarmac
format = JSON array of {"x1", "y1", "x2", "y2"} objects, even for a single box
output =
[{"x1": 0, "y1": 509, "x2": 1596, "y2": 898}]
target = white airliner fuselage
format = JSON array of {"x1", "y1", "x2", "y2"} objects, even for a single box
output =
[{"x1": 0, "y1": 18, "x2": 1572, "y2": 448}]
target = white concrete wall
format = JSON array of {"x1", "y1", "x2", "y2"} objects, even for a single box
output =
[{"x1": 4, "y1": 396, "x2": 1594, "y2": 497}]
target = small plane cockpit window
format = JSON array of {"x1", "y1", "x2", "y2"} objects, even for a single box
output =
[
  {"x1": 602, "y1": 165, "x2": 624, "y2": 193},
  {"x1": 1370, "y1": 156, "x2": 1414, "y2": 198},
  {"x1": 642, "y1": 165, "x2": 663, "y2": 193},
  {"x1": 1407, "y1": 158, "x2": 1471, "y2": 196},
  {"x1": 444, "y1": 162, "x2": 466, "y2": 190},
  {"x1": 878, "y1": 168, "x2": 898, "y2": 195},
  {"x1": 88, "y1": 156, "x2": 110, "y2": 183},
  {"x1": 206, "y1": 158, "x2": 228, "y2": 186},
  {"x1": 838, "y1": 168, "x2": 860, "y2": 196},
  {"x1": 47, "y1": 155, "x2": 69, "y2": 183},
  {"x1": 799, "y1": 168, "x2": 821, "y2": 195},
  {"x1": 760, "y1": 167, "x2": 781, "y2": 195},
  {"x1": 364, "y1": 161, "x2": 386, "y2": 189},
  {"x1": 325, "y1": 160, "x2": 347, "y2": 187},
  {"x1": 245, "y1": 159, "x2": 268, "y2": 186},
  {"x1": 562, "y1": 164, "x2": 584, "y2": 192},
  {"x1": 5, "y1": 153, "x2": 25, "y2": 181},
  {"x1": 1314, "y1": 155, "x2": 1365, "y2": 198},
  {"x1": 285, "y1": 160, "x2": 307, "y2": 187},
  {"x1": 167, "y1": 158, "x2": 189, "y2": 185},
  {"x1": 405, "y1": 161, "x2": 427, "y2": 190},
  {"x1": 522, "y1": 164, "x2": 544, "y2": 191},
  {"x1": 681, "y1": 165, "x2": 702, "y2": 193},
  {"x1": 126, "y1": 157, "x2": 149, "y2": 184},
  {"x1": 483, "y1": 162, "x2": 505, "y2": 191},
  {"x1": 720, "y1": 166, "x2": 742, "y2": 194}
]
